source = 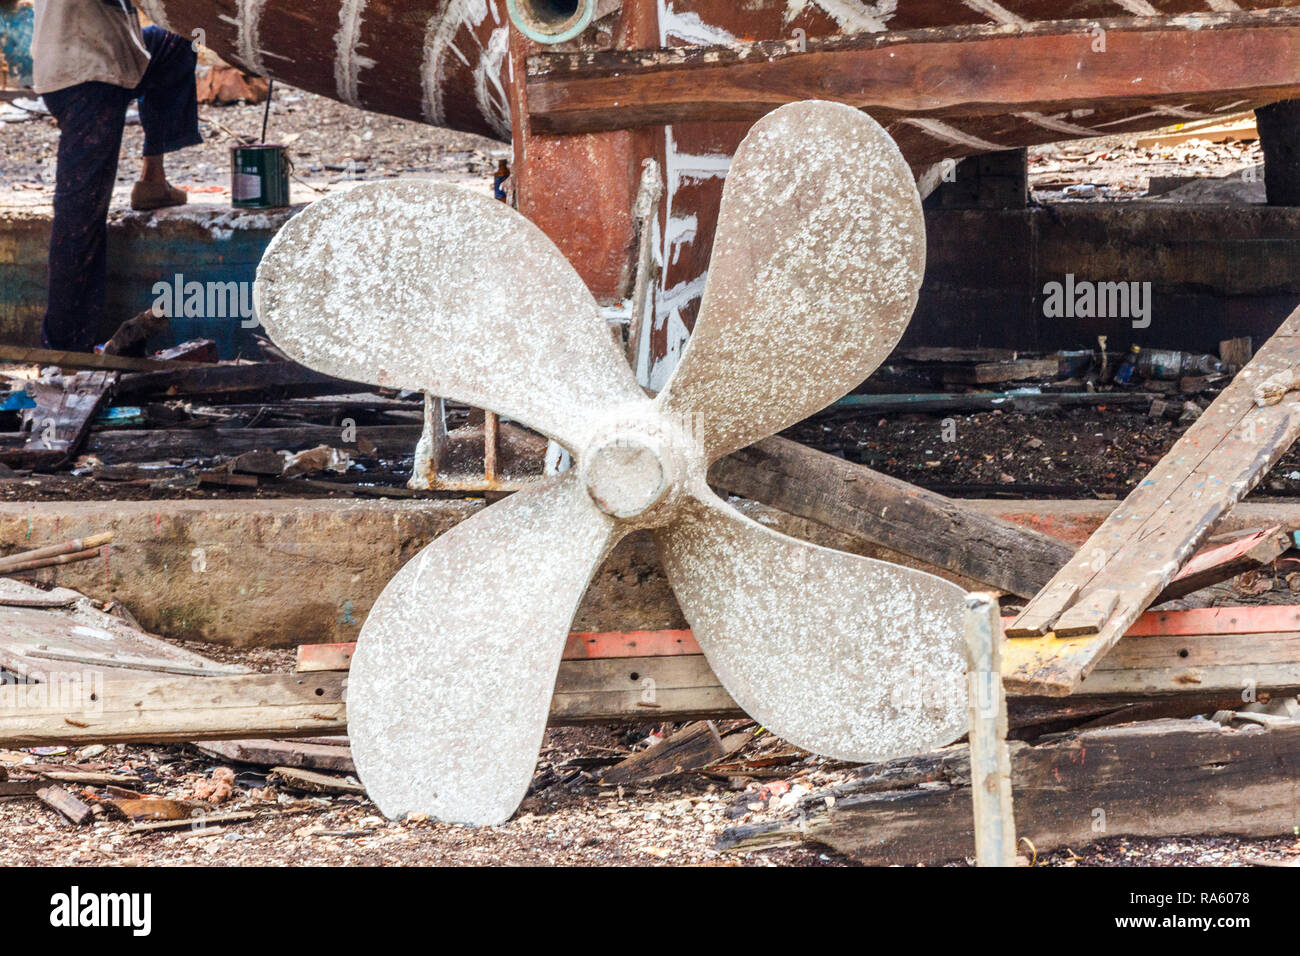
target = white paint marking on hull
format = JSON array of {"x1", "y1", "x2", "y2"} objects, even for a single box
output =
[
  {"x1": 807, "y1": 0, "x2": 895, "y2": 33},
  {"x1": 474, "y1": 24, "x2": 513, "y2": 140},
  {"x1": 898, "y1": 117, "x2": 1006, "y2": 152},
  {"x1": 1015, "y1": 111, "x2": 1099, "y2": 136},
  {"x1": 1110, "y1": 0, "x2": 1161, "y2": 15},
  {"x1": 1204, "y1": 0, "x2": 1241, "y2": 8},
  {"x1": 656, "y1": 1, "x2": 743, "y2": 47},
  {"x1": 915, "y1": 162, "x2": 948, "y2": 200},
  {"x1": 962, "y1": 0, "x2": 1027, "y2": 26},
  {"x1": 217, "y1": 0, "x2": 270, "y2": 76},
  {"x1": 666, "y1": 214, "x2": 698, "y2": 266},
  {"x1": 334, "y1": 0, "x2": 375, "y2": 107},
  {"x1": 1093, "y1": 104, "x2": 1211, "y2": 128},
  {"x1": 422, "y1": 0, "x2": 491, "y2": 127}
]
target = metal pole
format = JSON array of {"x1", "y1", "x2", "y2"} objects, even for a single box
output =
[{"x1": 965, "y1": 592, "x2": 1017, "y2": 866}]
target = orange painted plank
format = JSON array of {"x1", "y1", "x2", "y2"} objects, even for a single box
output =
[
  {"x1": 295, "y1": 630, "x2": 702, "y2": 672},
  {"x1": 562, "y1": 629, "x2": 699, "y2": 659},
  {"x1": 296, "y1": 606, "x2": 1300, "y2": 673}
]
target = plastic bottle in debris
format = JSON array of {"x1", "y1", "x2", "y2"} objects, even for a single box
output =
[
  {"x1": 1136, "y1": 349, "x2": 1225, "y2": 380},
  {"x1": 493, "y1": 159, "x2": 510, "y2": 202},
  {"x1": 1113, "y1": 345, "x2": 1141, "y2": 386}
]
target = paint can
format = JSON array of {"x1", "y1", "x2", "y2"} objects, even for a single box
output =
[{"x1": 230, "y1": 144, "x2": 291, "y2": 209}]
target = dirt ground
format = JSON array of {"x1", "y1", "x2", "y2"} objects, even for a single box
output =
[
  {"x1": 3, "y1": 714, "x2": 1300, "y2": 867},
  {"x1": 786, "y1": 402, "x2": 1300, "y2": 501}
]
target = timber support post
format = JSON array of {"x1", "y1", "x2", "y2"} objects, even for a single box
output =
[{"x1": 964, "y1": 593, "x2": 1017, "y2": 867}]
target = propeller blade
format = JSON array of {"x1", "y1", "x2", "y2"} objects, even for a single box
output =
[
  {"x1": 657, "y1": 491, "x2": 967, "y2": 762},
  {"x1": 656, "y1": 101, "x2": 925, "y2": 461},
  {"x1": 254, "y1": 180, "x2": 647, "y2": 450},
  {"x1": 347, "y1": 470, "x2": 624, "y2": 824}
]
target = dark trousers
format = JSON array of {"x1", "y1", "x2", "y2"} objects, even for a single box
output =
[{"x1": 42, "y1": 26, "x2": 201, "y2": 352}]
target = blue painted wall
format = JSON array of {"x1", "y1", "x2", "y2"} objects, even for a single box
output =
[{"x1": 0, "y1": 1, "x2": 35, "y2": 90}]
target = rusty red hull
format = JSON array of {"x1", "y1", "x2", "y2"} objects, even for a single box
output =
[{"x1": 135, "y1": 0, "x2": 1300, "y2": 383}]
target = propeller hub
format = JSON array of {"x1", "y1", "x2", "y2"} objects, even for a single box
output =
[{"x1": 581, "y1": 436, "x2": 673, "y2": 520}]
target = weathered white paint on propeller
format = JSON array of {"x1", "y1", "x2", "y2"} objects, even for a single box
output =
[
  {"x1": 658, "y1": 487, "x2": 968, "y2": 762},
  {"x1": 253, "y1": 180, "x2": 647, "y2": 454},
  {"x1": 255, "y1": 104, "x2": 967, "y2": 826},
  {"x1": 348, "y1": 470, "x2": 625, "y2": 825},
  {"x1": 656, "y1": 101, "x2": 926, "y2": 462}
]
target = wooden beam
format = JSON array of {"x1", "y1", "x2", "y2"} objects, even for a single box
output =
[
  {"x1": 0, "y1": 344, "x2": 208, "y2": 373},
  {"x1": 1159, "y1": 526, "x2": 1291, "y2": 603},
  {"x1": 4, "y1": 630, "x2": 1294, "y2": 747},
  {"x1": 9, "y1": 603, "x2": 1300, "y2": 748},
  {"x1": 526, "y1": 10, "x2": 1300, "y2": 135},
  {"x1": 713, "y1": 438, "x2": 1275, "y2": 602},
  {"x1": 719, "y1": 717, "x2": 1300, "y2": 864},
  {"x1": 711, "y1": 436, "x2": 1073, "y2": 599},
  {"x1": 82, "y1": 424, "x2": 423, "y2": 464},
  {"x1": 114, "y1": 362, "x2": 362, "y2": 401},
  {"x1": 1007, "y1": 306, "x2": 1300, "y2": 695},
  {"x1": 0, "y1": 672, "x2": 348, "y2": 746}
]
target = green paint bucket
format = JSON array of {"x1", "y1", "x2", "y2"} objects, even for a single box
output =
[{"x1": 231, "y1": 144, "x2": 291, "y2": 209}]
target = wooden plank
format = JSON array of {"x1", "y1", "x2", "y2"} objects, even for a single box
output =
[
  {"x1": 964, "y1": 595, "x2": 1016, "y2": 867},
  {"x1": 937, "y1": 358, "x2": 1058, "y2": 386},
  {"x1": 1159, "y1": 526, "x2": 1291, "y2": 602},
  {"x1": 1135, "y1": 113, "x2": 1258, "y2": 148},
  {"x1": 599, "y1": 721, "x2": 727, "y2": 786},
  {"x1": 710, "y1": 436, "x2": 1073, "y2": 599},
  {"x1": 114, "y1": 362, "x2": 362, "y2": 401},
  {"x1": 0, "y1": 344, "x2": 207, "y2": 373},
  {"x1": 268, "y1": 766, "x2": 365, "y2": 795},
  {"x1": 828, "y1": 391, "x2": 1157, "y2": 415},
  {"x1": 1, "y1": 371, "x2": 116, "y2": 469},
  {"x1": 564, "y1": 629, "x2": 698, "y2": 660},
  {"x1": 0, "y1": 599, "x2": 249, "y2": 684},
  {"x1": 0, "y1": 672, "x2": 348, "y2": 745},
  {"x1": 83, "y1": 424, "x2": 422, "y2": 464},
  {"x1": 294, "y1": 642, "x2": 356, "y2": 672},
  {"x1": 10, "y1": 601, "x2": 1300, "y2": 749},
  {"x1": 0, "y1": 640, "x2": 1293, "y2": 748},
  {"x1": 36, "y1": 785, "x2": 93, "y2": 825},
  {"x1": 551, "y1": 655, "x2": 744, "y2": 723},
  {"x1": 297, "y1": 631, "x2": 704, "y2": 672},
  {"x1": 719, "y1": 718, "x2": 1300, "y2": 865},
  {"x1": 898, "y1": 347, "x2": 1021, "y2": 364},
  {"x1": 195, "y1": 738, "x2": 355, "y2": 773},
  {"x1": 0, "y1": 778, "x2": 42, "y2": 797},
  {"x1": 1006, "y1": 306, "x2": 1300, "y2": 694},
  {"x1": 1125, "y1": 604, "x2": 1300, "y2": 637},
  {"x1": 526, "y1": 11, "x2": 1300, "y2": 135},
  {"x1": 129, "y1": 811, "x2": 257, "y2": 833}
]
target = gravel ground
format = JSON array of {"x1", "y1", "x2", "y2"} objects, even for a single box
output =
[
  {"x1": 3, "y1": 719, "x2": 1299, "y2": 867},
  {"x1": 0, "y1": 85, "x2": 503, "y2": 206},
  {"x1": 0, "y1": 729, "x2": 840, "y2": 867}
]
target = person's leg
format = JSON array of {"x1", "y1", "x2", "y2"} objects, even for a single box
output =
[
  {"x1": 136, "y1": 26, "x2": 200, "y2": 161},
  {"x1": 41, "y1": 83, "x2": 130, "y2": 352},
  {"x1": 131, "y1": 26, "x2": 201, "y2": 209}
]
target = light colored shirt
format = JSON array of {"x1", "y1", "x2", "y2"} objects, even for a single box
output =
[{"x1": 32, "y1": 0, "x2": 150, "y2": 95}]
